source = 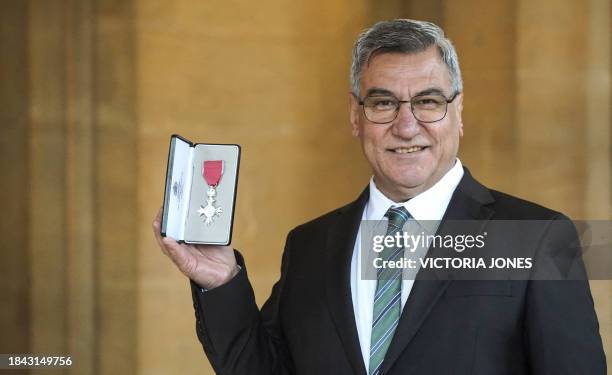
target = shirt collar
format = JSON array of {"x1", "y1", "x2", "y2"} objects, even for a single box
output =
[{"x1": 365, "y1": 158, "x2": 464, "y2": 222}]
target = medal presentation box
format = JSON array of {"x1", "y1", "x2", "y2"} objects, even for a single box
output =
[{"x1": 161, "y1": 135, "x2": 240, "y2": 245}]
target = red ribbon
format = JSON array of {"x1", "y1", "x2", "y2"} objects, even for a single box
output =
[{"x1": 203, "y1": 160, "x2": 223, "y2": 187}]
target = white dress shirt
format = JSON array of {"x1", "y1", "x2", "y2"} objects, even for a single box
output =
[{"x1": 350, "y1": 159, "x2": 465, "y2": 371}]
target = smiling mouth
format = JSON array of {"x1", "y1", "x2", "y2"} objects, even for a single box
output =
[{"x1": 389, "y1": 146, "x2": 428, "y2": 154}]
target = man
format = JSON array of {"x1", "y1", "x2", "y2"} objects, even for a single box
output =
[{"x1": 153, "y1": 19, "x2": 606, "y2": 374}]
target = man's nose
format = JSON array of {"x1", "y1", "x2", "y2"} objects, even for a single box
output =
[{"x1": 391, "y1": 102, "x2": 420, "y2": 138}]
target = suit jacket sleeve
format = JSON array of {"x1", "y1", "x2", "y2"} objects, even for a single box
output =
[
  {"x1": 190, "y1": 231, "x2": 296, "y2": 375},
  {"x1": 525, "y1": 214, "x2": 607, "y2": 374}
]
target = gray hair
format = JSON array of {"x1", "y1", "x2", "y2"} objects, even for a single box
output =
[{"x1": 350, "y1": 19, "x2": 463, "y2": 97}]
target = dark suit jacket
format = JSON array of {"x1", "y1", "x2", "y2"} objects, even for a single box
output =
[{"x1": 190, "y1": 169, "x2": 606, "y2": 374}]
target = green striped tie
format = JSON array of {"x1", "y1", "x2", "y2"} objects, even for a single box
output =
[{"x1": 369, "y1": 206, "x2": 411, "y2": 375}]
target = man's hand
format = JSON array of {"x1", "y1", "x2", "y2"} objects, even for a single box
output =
[{"x1": 152, "y1": 208, "x2": 239, "y2": 290}]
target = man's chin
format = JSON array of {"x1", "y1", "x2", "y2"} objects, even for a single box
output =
[
  {"x1": 374, "y1": 177, "x2": 430, "y2": 201},
  {"x1": 392, "y1": 173, "x2": 429, "y2": 189},
  {"x1": 398, "y1": 181, "x2": 430, "y2": 197}
]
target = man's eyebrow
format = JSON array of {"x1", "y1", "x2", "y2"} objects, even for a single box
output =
[
  {"x1": 363, "y1": 87, "x2": 451, "y2": 98},
  {"x1": 364, "y1": 87, "x2": 395, "y2": 97},
  {"x1": 413, "y1": 87, "x2": 448, "y2": 97}
]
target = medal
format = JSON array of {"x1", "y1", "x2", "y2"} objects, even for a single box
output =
[{"x1": 197, "y1": 160, "x2": 223, "y2": 225}]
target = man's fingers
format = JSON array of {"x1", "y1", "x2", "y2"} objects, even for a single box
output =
[
  {"x1": 185, "y1": 244, "x2": 205, "y2": 259},
  {"x1": 162, "y1": 236, "x2": 191, "y2": 270},
  {"x1": 152, "y1": 207, "x2": 175, "y2": 258},
  {"x1": 152, "y1": 207, "x2": 236, "y2": 287},
  {"x1": 152, "y1": 207, "x2": 162, "y2": 231},
  {"x1": 152, "y1": 208, "x2": 162, "y2": 233}
]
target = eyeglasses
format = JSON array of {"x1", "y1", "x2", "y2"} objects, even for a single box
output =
[{"x1": 357, "y1": 91, "x2": 460, "y2": 124}]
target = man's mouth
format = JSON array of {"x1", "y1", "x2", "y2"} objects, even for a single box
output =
[{"x1": 389, "y1": 146, "x2": 428, "y2": 154}]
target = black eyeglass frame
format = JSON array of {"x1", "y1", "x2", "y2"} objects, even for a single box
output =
[{"x1": 357, "y1": 91, "x2": 461, "y2": 124}]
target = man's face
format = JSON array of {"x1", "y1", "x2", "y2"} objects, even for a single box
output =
[{"x1": 350, "y1": 47, "x2": 464, "y2": 201}]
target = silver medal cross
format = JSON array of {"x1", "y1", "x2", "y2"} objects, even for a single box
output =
[{"x1": 198, "y1": 186, "x2": 223, "y2": 225}]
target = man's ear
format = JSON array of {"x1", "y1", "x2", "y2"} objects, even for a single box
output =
[
  {"x1": 349, "y1": 93, "x2": 361, "y2": 137},
  {"x1": 455, "y1": 93, "x2": 464, "y2": 137}
]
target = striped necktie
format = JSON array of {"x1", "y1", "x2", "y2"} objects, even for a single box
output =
[{"x1": 369, "y1": 206, "x2": 411, "y2": 375}]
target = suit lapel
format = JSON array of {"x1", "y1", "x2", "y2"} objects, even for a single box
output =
[
  {"x1": 380, "y1": 169, "x2": 496, "y2": 374},
  {"x1": 325, "y1": 188, "x2": 369, "y2": 375}
]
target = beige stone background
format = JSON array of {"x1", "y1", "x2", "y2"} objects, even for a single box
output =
[{"x1": 0, "y1": 0, "x2": 610, "y2": 374}]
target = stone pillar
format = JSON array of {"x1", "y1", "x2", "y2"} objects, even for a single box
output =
[
  {"x1": 0, "y1": 0, "x2": 30, "y2": 361},
  {"x1": 94, "y1": 1, "x2": 139, "y2": 374},
  {"x1": 28, "y1": 1, "x2": 69, "y2": 366}
]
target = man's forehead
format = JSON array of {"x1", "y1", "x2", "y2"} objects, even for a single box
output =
[{"x1": 361, "y1": 49, "x2": 452, "y2": 94}]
